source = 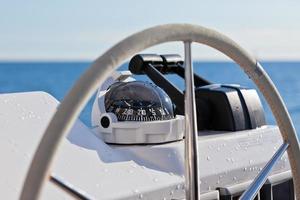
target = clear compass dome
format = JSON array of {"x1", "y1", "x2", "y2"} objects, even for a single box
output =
[{"x1": 104, "y1": 81, "x2": 175, "y2": 121}]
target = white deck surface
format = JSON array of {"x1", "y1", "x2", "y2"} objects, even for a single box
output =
[
  {"x1": 0, "y1": 92, "x2": 290, "y2": 199},
  {"x1": 0, "y1": 92, "x2": 185, "y2": 199}
]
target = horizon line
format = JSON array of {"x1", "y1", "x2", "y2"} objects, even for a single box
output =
[{"x1": 1, "y1": 59, "x2": 300, "y2": 63}]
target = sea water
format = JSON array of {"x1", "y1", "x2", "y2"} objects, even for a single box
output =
[{"x1": 0, "y1": 61, "x2": 300, "y2": 134}]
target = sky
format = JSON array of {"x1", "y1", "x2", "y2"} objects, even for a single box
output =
[{"x1": 1, "y1": 0, "x2": 300, "y2": 61}]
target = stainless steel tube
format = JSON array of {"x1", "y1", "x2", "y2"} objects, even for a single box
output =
[
  {"x1": 184, "y1": 42, "x2": 200, "y2": 200},
  {"x1": 239, "y1": 142, "x2": 289, "y2": 200}
]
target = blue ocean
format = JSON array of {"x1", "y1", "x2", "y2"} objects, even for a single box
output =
[{"x1": 1, "y1": 61, "x2": 300, "y2": 134}]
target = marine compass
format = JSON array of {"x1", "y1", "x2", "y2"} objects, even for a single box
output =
[{"x1": 91, "y1": 71, "x2": 184, "y2": 144}]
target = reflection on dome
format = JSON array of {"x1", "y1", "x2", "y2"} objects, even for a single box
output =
[{"x1": 105, "y1": 81, "x2": 174, "y2": 121}]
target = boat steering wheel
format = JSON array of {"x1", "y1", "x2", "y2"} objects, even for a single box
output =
[{"x1": 20, "y1": 24, "x2": 300, "y2": 200}]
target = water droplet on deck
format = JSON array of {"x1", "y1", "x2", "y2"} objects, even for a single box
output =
[
  {"x1": 141, "y1": 166, "x2": 146, "y2": 170},
  {"x1": 153, "y1": 178, "x2": 159, "y2": 182},
  {"x1": 131, "y1": 163, "x2": 138, "y2": 168},
  {"x1": 168, "y1": 172, "x2": 174, "y2": 176},
  {"x1": 133, "y1": 189, "x2": 139, "y2": 194},
  {"x1": 23, "y1": 153, "x2": 30, "y2": 159}
]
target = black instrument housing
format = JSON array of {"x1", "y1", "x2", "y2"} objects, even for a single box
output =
[{"x1": 129, "y1": 54, "x2": 266, "y2": 131}]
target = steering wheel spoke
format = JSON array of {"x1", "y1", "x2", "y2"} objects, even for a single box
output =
[
  {"x1": 183, "y1": 41, "x2": 201, "y2": 200},
  {"x1": 239, "y1": 142, "x2": 290, "y2": 200}
]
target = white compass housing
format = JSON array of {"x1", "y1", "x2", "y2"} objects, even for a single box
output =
[{"x1": 91, "y1": 71, "x2": 185, "y2": 144}]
